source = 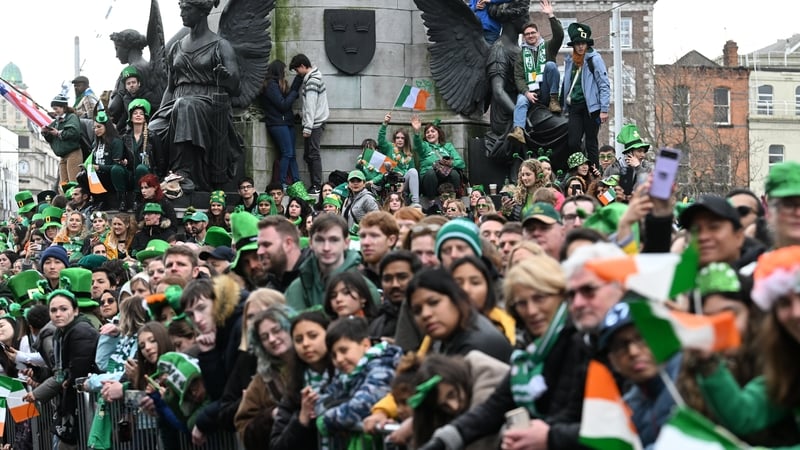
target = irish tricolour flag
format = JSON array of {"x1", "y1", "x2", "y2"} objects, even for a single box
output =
[
  {"x1": 628, "y1": 301, "x2": 740, "y2": 364},
  {"x1": 394, "y1": 85, "x2": 430, "y2": 111},
  {"x1": 579, "y1": 360, "x2": 642, "y2": 450},
  {"x1": 0, "y1": 375, "x2": 39, "y2": 437},
  {"x1": 655, "y1": 407, "x2": 748, "y2": 450}
]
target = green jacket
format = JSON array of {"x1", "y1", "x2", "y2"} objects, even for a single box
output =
[
  {"x1": 514, "y1": 16, "x2": 564, "y2": 94},
  {"x1": 285, "y1": 249, "x2": 380, "y2": 311},
  {"x1": 44, "y1": 113, "x2": 82, "y2": 157},
  {"x1": 94, "y1": 137, "x2": 124, "y2": 174},
  {"x1": 412, "y1": 134, "x2": 465, "y2": 177},
  {"x1": 370, "y1": 124, "x2": 417, "y2": 185}
]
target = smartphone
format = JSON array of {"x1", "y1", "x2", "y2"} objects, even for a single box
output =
[
  {"x1": 598, "y1": 189, "x2": 615, "y2": 206},
  {"x1": 649, "y1": 147, "x2": 682, "y2": 200},
  {"x1": 505, "y1": 407, "x2": 530, "y2": 429}
]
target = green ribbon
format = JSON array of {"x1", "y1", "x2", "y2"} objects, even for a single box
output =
[{"x1": 407, "y1": 374, "x2": 443, "y2": 409}]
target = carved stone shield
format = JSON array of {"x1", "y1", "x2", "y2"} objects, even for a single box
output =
[{"x1": 324, "y1": 9, "x2": 376, "y2": 75}]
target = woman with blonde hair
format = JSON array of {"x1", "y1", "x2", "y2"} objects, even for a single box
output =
[
  {"x1": 52, "y1": 211, "x2": 90, "y2": 261},
  {"x1": 104, "y1": 213, "x2": 137, "y2": 260},
  {"x1": 472, "y1": 195, "x2": 496, "y2": 224},
  {"x1": 501, "y1": 158, "x2": 547, "y2": 221},
  {"x1": 443, "y1": 198, "x2": 467, "y2": 219}
]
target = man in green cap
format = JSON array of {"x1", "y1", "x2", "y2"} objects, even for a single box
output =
[
  {"x1": 522, "y1": 202, "x2": 566, "y2": 259},
  {"x1": 560, "y1": 22, "x2": 610, "y2": 169},
  {"x1": 341, "y1": 170, "x2": 379, "y2": 229},
  {"x1": 765, "y1": 161, "x2": 800, "y2": 248},
  {"x1": 183, "y1": 211, "x2": 209, "y2": 245}
]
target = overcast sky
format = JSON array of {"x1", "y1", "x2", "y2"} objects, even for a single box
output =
[{"x1": 1, "y1": 0, "x2": 797, "y2": 110}]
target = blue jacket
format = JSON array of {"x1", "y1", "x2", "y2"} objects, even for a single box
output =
[
  {"x1": 260, "y1": 76, "x2": 302, "y2": 127},
  {"x1": 624, "y1": 353, "x2": 682, "y2": 449},
  {"x1": 561, "y1": 50, "x2": 610, "y2": 115},
  {"x1": 469, "y1": 0, "x2": 511, "y2": 34}
]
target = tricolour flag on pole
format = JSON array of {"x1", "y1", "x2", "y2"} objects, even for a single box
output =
[
  {"x1": 0, "y1": 80, "x2": 52, "y2": 128},
  {"x1": 655, "y1": 407, "x2": 748, "y2": 450},
  {"x1": 394, "y1": 85, "x2": 430, "y2": 111},
  {"x1": 628, "y1": 300, "x2": 740, "y2": 364},
  {"x1": 84, "y1": 154, "x2": 108, "y2": 195},
  {"x1": 0, "y1": 374, "x2": 39, "y2": 436},
  {"x1": 361, "y1": 148, "x2": 397, "y2": 174},
  {"x1": 579, "y1": 360, "x2": 643, "y2": 450}
]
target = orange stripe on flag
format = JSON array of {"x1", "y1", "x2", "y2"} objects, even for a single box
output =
[
  {"x1": 670, "y1": 310, "x2": 741, "y2": 351},
  {"x1": 584, "y1": 256, "x2": 638, "y2": 284},
  {"x1": 413, "y1": 90, "x2": 430, "y2": 110},
  {"x1": 584, "y1": 360, "x2": 624, "y2": 403}
]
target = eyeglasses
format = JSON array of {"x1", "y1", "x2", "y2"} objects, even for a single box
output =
[
  {"x1": 238, "y1": 184, "x2": 254, "y2": 191},
  {"x1": 775, "y1": 198, "x2": 800, "y2": 214},
  {"x1": 562, "y1": 213, "x2": 580, "y2": 222},
  {"x1": 100, "y1": 298, "x2": 116, "y2": 306},
  {"x1": 565, "y1": 284, "x2": 604, "y2": 302},
  {"x1": 607, "y1": 333, "x2": 646, "y2": 356},
  {"x1": 477, "y1": 204, "x2": 489, "y2": 209},
  {"x1": 599, "y1": 154, "x2": 615, "y2": 161}
]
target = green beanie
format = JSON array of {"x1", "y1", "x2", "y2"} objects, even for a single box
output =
[{"x1": 435, "y1": 218, "x2": 482, "y2": 259}]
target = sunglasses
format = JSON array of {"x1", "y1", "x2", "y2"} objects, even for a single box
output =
[
  {"x1": 736, "y1": 205, "x2": 755, "y2": 217},
  {"x1": 477, "y1": 204, "x2": 489, "y2": 209},
  {"x1": 446, "y1": 207, "x2": 459, "y2": 213},
  {"x1": 100, "y1": 298, "x2": 116, "y2": 306},
  {"x1": 410, "y1": 224, "x2": 441, "y2": 235},
  {"x1": 565, "y1": 284, "x2": 604, "y2": 302},
  {"x1": 599, "y1": 154, "x2": 615, "y2": 161}
]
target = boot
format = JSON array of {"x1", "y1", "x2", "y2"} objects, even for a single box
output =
[
  {"x1": 549, "y1": 94, "x2": 562, "y2": 114},
  {"x1": 508, "y1": 126, "x2": 526, "y2": 144},
  {"x1": 117, "y1": 192, "x2": 128, "y2": 212}
]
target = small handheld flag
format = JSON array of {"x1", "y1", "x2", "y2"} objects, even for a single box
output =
[
  {"x1": 394, "y1": 85, "x2": 430, "y2": 111},
  {"x1": 579, "y1": 360, "x2": 643, "y2": 450},
  {"x1": 655, "y1": 407, "x2": 750, "y2": 450}
]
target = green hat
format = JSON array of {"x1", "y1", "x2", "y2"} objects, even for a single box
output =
[
  {"x1": 286, "y1": 181, "x2": 314, "y2": 202},
  {"x1": 255, "y1": 194, "x2": 277, "y2": 216},
  {"x1": 128, "y1": 98, "x2": 152, "y2": 119},
  {"x1": 567, "y1": 152, "x2": 589, "y2": 169},
  {"x1": 77, "y1": 254, "x2": 108, "y2": 271},
  {"x1": 121, "y1": 65, "x2": 139, "y2": 80},
  {"x1": 696, "y1": 262, "x2": 741, "y2": 298},
  {"x1": 765, "y1": 161, "x2": 800, "y2": 198},
  {"x1": 95, "y1": 110, "x2": 109, "y2": 124},
  {"x1": 471, "y1": 185, "x2": 485, "y2": 195},
  {"x1": 332, "y1": 183, "x2": 349, "y2": 199},
  {"x1": 204, "y1": 226, "x2": 232, "y2": 248},
  {"x1": 584, "y1": 202, "x2": 631, "y2": 236},
  {"x1": 599, "y1": 175, "x2": 620, "y2": 187},
  {"x1": 323, "y1": 195, "x2": 342, "y2": 210},
  {"x1": 348, "y1": 170, "x2": 366, "y2": 182},
  {"x1": 230, "y1": 211, "x2": 260, "y2": 270},
  {"x1": 31, "y1": 213, "x2": 44, "y2": 222},
  {"x1": 209, "y1": 190, "x2": 226, "y2": 206},
  {"x1": 14, "y1": 191, "x2": 36, "y2": 214},
  {"x1": 567, "y1": 22, "x2": 594, "y2": 47},
  {"x1": 182, "y1": 211, "x2": 209, "y2": 223},
  {"x1": 40, "y1": 206, "x2": 64, "y2": 230},
  {"x1": 151, "y1": 352, "x2": 203, "y2": 416},
  {"x1": 58, "y1": 267, "x2": 97, "y2": 308},
  {"x1": 522, "y1": 202, "x2": 562, "y2": 226},
  {"x1": 435, "y1": 219, "x2": 482, "y2": 259},
  {"x1": 136, "y1": 239, "x2": 170, "y2": 263},
  {"x1": 142, "y1": 202, "x2": 164, "y2": 215},
  {"x1": 616, "y1": 124, "x2": 650, "y2": 154},
  {"x1": 7, "y1": 270, "x2": 45, "y2": 306}
]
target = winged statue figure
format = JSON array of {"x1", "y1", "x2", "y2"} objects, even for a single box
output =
[{"x1": 414, "y1": 0, "x2": 569, "y2": 170}]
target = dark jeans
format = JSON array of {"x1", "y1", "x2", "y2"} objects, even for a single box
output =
[
  {"x1": 269, "y1": 125, "x2": 300, "y2": 186},
  {"x1": 304, "y1": 126, "x2": 324, "y2": 188},
  {"x1": 567, "y1": 101, "x2": 601, "y2": 168},
  {"x1": 421, "y1": 169, "x2": 462, "y2": 198}
]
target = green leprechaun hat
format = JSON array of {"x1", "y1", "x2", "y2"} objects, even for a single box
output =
[
  {"x1": 286, "y1": 181, "x2": 315, "y2": 203},
  {"x1": 14, "y1": 191, "x2": 37, "y2": 214},
  {"x1": 59, "y1": 267, "x2": 98, "y2": 308},
  {"x1": 204, "y1": 226, "x2": 232, "y2": 248},
  {"x1": 616, "y1": 124, "x2": 650, "y2": 154},
  {"x1": 40, "y1": 206, "x2": 65, "y2": 231},
  {"x1": 230, "y1": 211, "x2": 259, "y2": 270},
  {"x1": 7, "y1": 270, "x2": 45, "y2": 306},
  {"x1": 136, "y1": 239, "x2": 171, "y2": 263},
  {"x1": 567, "y1": 22, "x2": 594, "y2": 47}
]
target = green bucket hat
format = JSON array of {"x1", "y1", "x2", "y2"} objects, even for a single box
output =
[
  {"x1": 209, "y1": 190, "x2": 226, "y2": 207},
  {"x1": 616, "y1": 124, "x2": 650, "y2": 154},
  {"x1": 142, "y1": 202, "x2": 164, "y2": 215},
  {"x1": 7, "y1": 270, "x2": 45, "y2": 306},
  {"x1": 204, "y1": 226, "x2": 232, "y2": 248},
  {"x1": 567, "y1": 152, "x2": 589, "y2": 169},
  {"x1": 40, "y1": 206, "x2": 65, "y2": 231},
  {"x1": 230, "y1": 211, "x2": 260, "y2": 270},
  {"x1": 58, "y1": 267, "x2": 97, "y2": 308},
  {"x1": 286, "y1": 181, "x2": 315, "y2": 202},
  {"x1": 151, "y1": 352, "x2": 203, "y2": 416},
  {"x1": 15, "y1": 191, "x2": 36, "y2": 214},
  {"x1": 567, "y1": 22, "x2": 594, "y2": 47},
  {"x1": 765, "y1": 161, "x2": 800, "y2": 198},
  {"x1": 136, "y1": 239, "x2": 170, "y2": 263}
]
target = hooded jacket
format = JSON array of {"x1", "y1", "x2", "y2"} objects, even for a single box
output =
[
  {"x1": 44, "y1": 112, "x2": 82, "y2": 157},
  {"x1": 561, "y1": 50, "x2": 610, "y2": 115},
  {"x1": 342, "y1": 188, "x2": 379, "y2": 229},
  {"x1": 285, "y1": 249, "x2": 380, "y2": 311},
  {"x1": 131, "y1": 217, "x2": 174, "y2": 255}
]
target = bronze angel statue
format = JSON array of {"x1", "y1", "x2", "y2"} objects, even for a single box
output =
[
  {"x1": 147, "y1": 0, "x2": 274, "y2": 192},
  {"x1": 414, "y1": 0, "x2": 570, "y2": 171}
]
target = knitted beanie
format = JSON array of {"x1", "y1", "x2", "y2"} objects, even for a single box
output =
[
  {"x1": 435, "y1": 218, "x2": 482, "y2": 259},
  {"x1": 40, "y1": 245, "x2": 69, "y2": 267}
]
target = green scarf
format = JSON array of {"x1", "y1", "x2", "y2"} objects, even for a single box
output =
[
  {"x1": 509, "y1": 302, "x2": 568, "y2": 416},
  {"x1": 522, "y1": 44, "x2": 547, "y2": 90}
]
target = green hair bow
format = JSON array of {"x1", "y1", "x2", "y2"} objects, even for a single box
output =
[
  {"x1": 164, "y1": 285, "x2": 184, "y2": 313},
  {"x1": 407, "y1": 374, "x2": 443, "y2": 409}
]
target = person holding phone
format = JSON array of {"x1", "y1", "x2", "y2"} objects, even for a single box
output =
[
  {"x1": 411, "y1": 115, "x2": 466, "y2": 200},
  {"x1": 608, "y1": 124, "x2": 652, "y2": 198}
]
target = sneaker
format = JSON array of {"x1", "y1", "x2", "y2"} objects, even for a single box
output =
[
  {"x1": 508, "y1": 126, "x2": 526, "y2": 144},
  {"x1": 309, "y1": 186, "x2": 321, "y2": 195}
]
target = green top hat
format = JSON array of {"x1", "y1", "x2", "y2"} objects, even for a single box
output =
[
  {"x1": 128, "y1": 98, "x2": 152, "y2": 120},
  {"x1": 230, "y1": 211, "x2": 260, "y2": 270},
  {"x1": 323, "y1": 195, "x2": 342, "y2": 210},
  {"x1": 209, "y1": 190, "x2": 226, "y2": 206},
  {"x1": 142, "y1": 202, "x2": 164, "y2": 215},
  {"x1": 7, "y1": 270, "x2": 45, "y2": 306},
  {"x1": 567, "y1": 22, "x2": 594, "y2": 47},
  {"x1": 256, "y1": 194, "x2": 278, "y2": 216},
  {"x1": 40, "y1": 206, "x2": 65, "y2": 230},
  {"x1": 37, "y1": 190, "x2": 58, "y2": 204},
  {"x1": 15, "y1": 191, "x2": 36, "y2": 214},
  {"x1": 567, "y1": 152, "x2": 589, "y2": 169},
  {"x1": 95, "y1": 110, "x2": 109, "y2": 124},
  {"x1": 136, "y1": 239, "x2": 170, "y2": 263},
  {"x1": 204, "y1": 226, "x2": 232, "y2": 248},
  {"x1": 616, "y1": 124, "x2": 650, "y2": 153},
  {"x1": 151, "y1": 352, "x2": 203, "y2": 416},
  {"x1": 765, "y1": 161, "x2": 800, "y2": 198},
  {"x1": 121, "y1": 65, "x2": 139, "y2": 80},
  {"x1": 286, "y1": 181, "x2": 314, "y2": 202},
  {"x1": 58, "y1": 267, "x2": 98, "y2": 308}
]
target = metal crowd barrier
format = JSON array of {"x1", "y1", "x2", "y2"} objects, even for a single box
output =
[{"x1": 317, "y1": 423, "x2": 407, "y2": 450}]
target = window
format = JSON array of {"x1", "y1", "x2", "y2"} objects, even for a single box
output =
[
  {"x1": 714, "y1": 88, "x2": 730, "y2": 124},
  {"x1": 18, "y1": 135, "x2": 29, "y2": 149},
  {"x1": 795, "y1": 86, "x2": 800, "y2": 115},
  {"x1": 609, "y1": 17, "x2": 633, "y2": 49},
  {"x1": 609, "y1": 65, "x2": 636, "y2": 101},
  {"x1": 769, "y1": 145, "x2": 784, "y2": 166},
  {"x1": 559, "y1": 18, "x2": 577, "y2": 48},
  {"x1": 757, "y1": 85, "x2": 773, "y2": 115},
  {"x1": 673, "y1": 86, "x2": 690, "y2": 124},
  {"x1": 714, "y1": 145, "x2": 731, "y2": 185}
]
